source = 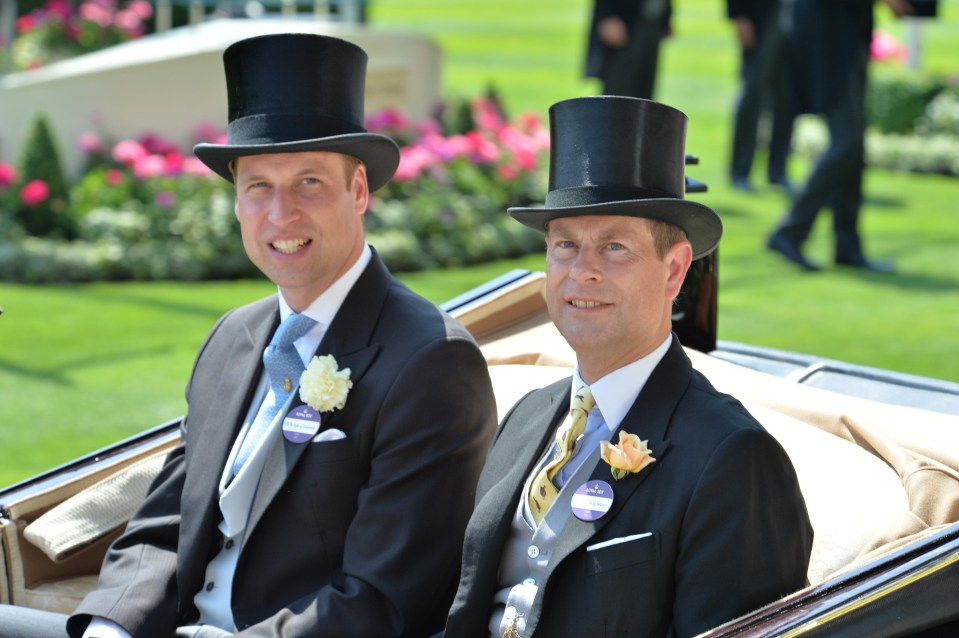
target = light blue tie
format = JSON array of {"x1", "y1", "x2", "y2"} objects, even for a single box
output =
[{"x1": 233, "y1": 313, "x2": 317, "y2": 475}]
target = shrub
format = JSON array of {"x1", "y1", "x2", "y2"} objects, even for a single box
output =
[
  {"x1": 915, "y1": 89, "x2": 959, "y2": 137},
  {"x1": 867, "y1": 69, "x2": 947, "y2": 134},
  {"x1": 14, "y1": 113, "x2": 74, "y2": 238}
]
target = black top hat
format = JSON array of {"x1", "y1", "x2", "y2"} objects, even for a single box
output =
[
  {"x1": 508, "y1": 96, "x2": 722, "y2": 259},
  {"x1": 194, "y1": 33, "x2": 400, "y2": 192}
]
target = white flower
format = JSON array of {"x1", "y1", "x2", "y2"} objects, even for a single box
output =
[{"x1": 299, "y1": 355, "x2": 352, "y2": 413}]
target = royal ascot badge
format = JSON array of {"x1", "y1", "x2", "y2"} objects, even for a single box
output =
[{"x1": 571, "y1": 480, "x2": 614, "y2": 521}]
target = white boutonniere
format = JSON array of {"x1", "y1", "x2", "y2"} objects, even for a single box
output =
[{"x1": 299, "y1": 355, "x2": 352, "y2": 413}]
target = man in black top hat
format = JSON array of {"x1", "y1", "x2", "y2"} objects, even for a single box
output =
[
  {"x1": 0, "y1": 33, "x2": 496, "y2": 638},
  {"x1": 441, "y1": 96, "x2": 811, "y2": 638}
]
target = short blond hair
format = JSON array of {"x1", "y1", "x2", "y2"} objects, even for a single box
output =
[{"x1": 646, "y1": 218, "x2": 688, "y2": 260}]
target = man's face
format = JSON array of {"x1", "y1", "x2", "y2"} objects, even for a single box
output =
[
  {"x1": 234, "y1": 151, "x2": 368, "y2": 312},
  {"x1": 544, "y1": 215, "x2": 691, "y2": 383}
]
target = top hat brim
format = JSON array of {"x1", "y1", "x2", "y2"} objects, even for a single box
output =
[
  {"x1": 194, "y1": 133, "x2": 400, "y2": 193},
  {"x1": 508, "y1": 198, "x2": 722, "y2": 260}
]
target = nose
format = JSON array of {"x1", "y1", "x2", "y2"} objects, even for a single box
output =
[
  {"x1": 268, "y1": 188, "x2": 300, "y2": 226},
  {"x1": 569, "y1": 247, "x2": 602, "y2": 282}
]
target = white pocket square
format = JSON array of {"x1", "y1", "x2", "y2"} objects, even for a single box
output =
[
  {"x1": 587, "y1": 532, "x2": 652, "y2": 552},
  {"x1": 313, "y1": 428, "x2": 346, "y2": 443}
]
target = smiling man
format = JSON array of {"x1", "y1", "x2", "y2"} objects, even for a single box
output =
[
  {"x1": 0, "y1": 33, "x2": 497, "y2": 638},
  {"x1": 442, "y1": 96, "x2": 812, "y2": 638}
]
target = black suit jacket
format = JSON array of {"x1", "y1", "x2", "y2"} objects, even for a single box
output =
[
  {"x1": 782, "y1": 0, "x2": 873, "y2": 115},
  {"x1": 445, "y1": 338, "x2": 812, "y2": 637},
  {"x1": 70, "y1": 253, "x2": 498, "y2": 638},
  {"x1": 584, "y1": 0, "x2": 673, "y2": 79}
]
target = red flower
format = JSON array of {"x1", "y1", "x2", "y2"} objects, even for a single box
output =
[
  {"x1": 20, "y1": 180, "x2": 51, "y2": 207},
  {"x1": 15, "y1": 15, "x2": 37, "y2": 33},
  {"x1": 0, "y1": 163, "x2": 17, "y2": 189}
]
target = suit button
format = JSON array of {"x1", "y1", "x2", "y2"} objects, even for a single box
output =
[
  {"x1": 206, "y1": 581, "x2": 215, "y2": 591},
  {"x1": 225, "y1": 539, "x2": 235, "y2": 550},
  {"x1": 527, "y1": 545, "x2": 540, "y2": 558}
]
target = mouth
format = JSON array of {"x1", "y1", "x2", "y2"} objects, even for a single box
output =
[
  {"x1": 568, "y1": 299, "x2": 606, "y2": 309},
  {"x1": 271, "y1": 238, "x2": 311, "y2": 254}
]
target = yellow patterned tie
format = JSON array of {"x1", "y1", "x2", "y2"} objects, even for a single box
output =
[{"x1": 528, "y1": 386, "x2": 595, "y2": 526}]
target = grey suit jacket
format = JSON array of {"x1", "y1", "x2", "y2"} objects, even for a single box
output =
[
  {"x1": 445, "y1": 337, "x2": 812, "y2": 638},
  {"x1": 70, "y1": 252, "x2": 498, "y2": 638}
]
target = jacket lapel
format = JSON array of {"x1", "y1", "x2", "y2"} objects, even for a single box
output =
[
  {"x1": 245, "y1": 255, "x2": 390, "y2": 537},
  {"x1": 530, "y1": 338, "x2": 692, "y2": 629},
  {"x1": 453, "y1": 379, "x2": 569, "y2": 625},
  {"x1": 178, "y1": 298, "x2": 278, "y2": 579}
]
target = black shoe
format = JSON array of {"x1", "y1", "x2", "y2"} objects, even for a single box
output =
[
  {"x1": 835, "y1": 253, "x2": 895, "y2": 273},
  {"x1": 767, "y1": 232, "x2": 821, "y2": 271},
  {"x1": 732, "y1": 177, "x2": 754, "y2": 192}
]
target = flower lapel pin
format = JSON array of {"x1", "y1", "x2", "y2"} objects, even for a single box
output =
[
  {"x1": 600, "y1": 431, "x2": 655, "y2": 480},
  {"x1": 299, "y1": 355, "x2": 352, "y2": 414}
]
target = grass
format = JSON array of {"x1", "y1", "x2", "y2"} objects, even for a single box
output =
[{"x1": 1, "y1": 0, "x2": 958, "y2": 486}]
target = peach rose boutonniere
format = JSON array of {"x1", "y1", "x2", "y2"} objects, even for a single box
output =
[
  {"x1": 299, "y1": 355, "x2": 352, "y2": 413},
  {"x1": 600, "y1": 431, "x2": 656, "y2": 480}
]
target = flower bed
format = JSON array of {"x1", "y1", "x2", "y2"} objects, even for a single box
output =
[{"x1": 0, "y1": 96, "x2": 548, "y2": 282}]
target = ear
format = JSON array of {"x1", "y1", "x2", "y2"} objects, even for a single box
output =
[
  {"x1": 352, "y1": 162, "x2": 370, "y2": 215},
  {"x1": 664, "y1": 240, "x2": 693, "y2": 300}
]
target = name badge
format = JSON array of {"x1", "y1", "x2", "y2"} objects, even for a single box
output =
[
  {"x1": 282, "y1": 405, "x2": 321, "y2": 443},
  {"x1": 571, "y1": 480, "x2": 614, "y2": 521}
]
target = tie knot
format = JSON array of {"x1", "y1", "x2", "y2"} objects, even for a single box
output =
[
  {"x1": 272, "y1": 313, "x2": 317, "y2": 348},
  {"x1": 572, "y1": 386, "x2": 595, "y2": 416}
]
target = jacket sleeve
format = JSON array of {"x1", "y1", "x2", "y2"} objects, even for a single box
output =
[
  {"x1": 671, "y1": 426, "x2": 813, "y2": 637},
  {"x1": 68, "y1": 440, "x2": 186, "y2": 638}
]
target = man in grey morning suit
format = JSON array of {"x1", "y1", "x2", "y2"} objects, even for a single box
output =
[
  {"x1": 442, "y1": 96, "x2": 812, "y2": 638},
  {"x1": 0, "y1": 33, "x2": 497, "y2": 638}
]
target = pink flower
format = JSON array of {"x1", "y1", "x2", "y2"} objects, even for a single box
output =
[
  {"x1": 16, "y1": 15, "x2": 37, "y2": 33},
  {"x1": 140, "y1": 133, "x2": 179, "y2": 156},
  {"x1": 77, "y1": 131, "x2": 104, "y2": 154},
  {"x1": 465, "y1": 131, "x2": 500, "y2": 164},
  {"x1": 127, "y1": 0, "x2": 153, "y2": 20},
  {"x1": 498, "y1": 163, "x2": 520, "y2": 181},
  {"x1": 132, "y1": 154, "x2": 166, "y2": 179},
  {"x1": 366, "y1": 108, "x2": 409, "y2": 132},
  {"x1": 871, "y1": 30, "x2": 908, "y2": 64},
  {"x1": 163, "y1": 150, "x2": 184, "y2": 175},
  {"x1": 182, "y1": 156, "x2": 214, "y2": 176},
  {"x1": 105, "y1": 168, "x2": 125, "y2": 186},
  {"x1": 113, "y1": 139, "x2": 148, "y2": 166},
  {"x1": 46, "y1": 0, "x2": 74, "y2": 22},
  {"x1": 191, "y1": 121, "x2": 223, "y2": 144},
  {"x1": 20, "y1": 180, "x2": 51, "y2": 207},
  {"x1": 472, "y1": 98, "x2": 505, "y2": 132},
  {"x1": 0, "y1": 163, "x2": 17, "y2": 189},
  {"x1": 79, "y1": 2, "x2": 113, "y2": 28},
  {"x1": 154, "y1": 191, "x2": 175, "y2": 208},
  {"x1": 114, "y1": 8, "x2": 145, "y2": 37},
  {"x1": 394, "y1": 145, "x2": 436, "y2": 182}
]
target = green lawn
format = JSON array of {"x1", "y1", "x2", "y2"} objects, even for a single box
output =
[{"x1": 1, "y1": 0, "x2": 958, "y2": 486}]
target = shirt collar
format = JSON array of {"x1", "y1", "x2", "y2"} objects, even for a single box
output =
[
  {"x1": 277, "y1": 243, "x2": 372, "y2": 329},
  {"x1": 572, "y1": 334, "x2": 672, "y2": 432}
]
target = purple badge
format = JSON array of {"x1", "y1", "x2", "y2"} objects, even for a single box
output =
[
  {"x1": 282, "y1": 405, "x2": 321, "y2": 443},
  {"x1": 571, "y1": 480, "x2": 614, "y2": 521}
]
